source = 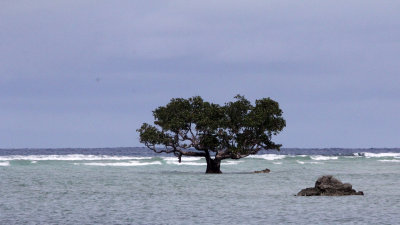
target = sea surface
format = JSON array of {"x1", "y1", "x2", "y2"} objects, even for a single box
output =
[{"x1": 1, "y1": 147, "x2": 400, "y2": 224}]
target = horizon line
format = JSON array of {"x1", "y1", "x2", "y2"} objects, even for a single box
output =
[{"x1": 1, "y1": 147, "x2": 399, "y2": 150}]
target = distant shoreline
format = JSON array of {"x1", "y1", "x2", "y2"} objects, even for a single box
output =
[{"x1": 1, "y1": 147, "x2": 399, "y2": 150}]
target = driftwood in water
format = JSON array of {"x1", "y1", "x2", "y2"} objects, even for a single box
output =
[{"x1": 254, "y1": 168, "x2": 270, "y2": 173}]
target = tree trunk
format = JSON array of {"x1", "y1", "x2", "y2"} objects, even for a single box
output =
[{"x1": 205, "y1": 152, "x2": 222, "y2": 174}]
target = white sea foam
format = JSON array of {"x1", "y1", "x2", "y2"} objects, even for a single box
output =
[
  {"x1": 292, "y1": 155, "x2": 308, "y2": 158},
  {"x1": 310, "y1": 156, "x2": 338, "y2": 161},
  {"x1": 354, "y1": 152, "x2": 400, "y2": 158},
  {"x1": 344, "y1": 156, "x2": 358, "y2": 159},
  {"x1": 166, "y1": 161, "x2": 207, "y2": 166},
  {"x1": 0, "y1": 161, "x2": 10, "y2": 166},
  {"x1": 378, "y1": 159, "x2": 400, "y2": 163},
  {"x1": 296, "y1": 160, "x2": 323, "y2": 165},
  {"x1": 0, "y1": 155, "x2": 153, "y2": 161},
  {"x1": 79, "y1": 161, "x2": 162, "y2": 166},
  {"x1": 222, "y1": 161, "x2": 243, "y2": 165},
  {"x1": 162, "y1": 157, "x2": 202, "y2": 162},
  {"x1": 163, "y1": 157, "x2": 206, "y2": 166},
  {"x1": 164, "y1": 158, "x2": 241, "y2": 166},
  {"x1": 273, "y1": 162, "x2": 282, "y2": 165},
  {"x1": 248, "y1": 154, "x2": 286, "y2": 160}
]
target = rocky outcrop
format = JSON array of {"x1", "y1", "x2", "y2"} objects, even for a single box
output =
[
  {"x1": 254, "y1": 168, "x2": 270, "y2": 173},
  {"x1": 297, "y1": 175, "x2": 364, "y2": 196}
]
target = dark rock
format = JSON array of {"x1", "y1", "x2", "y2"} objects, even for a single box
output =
[
  {"x1": 297, "y1": 187, "x2": 321, "y2": 196},
  {"x1": 297, "y1": 175, "x2": 364, "y2": 196},
  {"x1": 254, "y1": 168, "x2": 270, "y2": 173}
]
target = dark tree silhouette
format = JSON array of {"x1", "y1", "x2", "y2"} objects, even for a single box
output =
[{"x1": 137, "y1": 95, "x2": 286, "y2": 173}]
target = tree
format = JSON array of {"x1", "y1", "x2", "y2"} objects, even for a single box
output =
[{"x1": 137, "y1": 95, "x2": 286, "y2": 173}]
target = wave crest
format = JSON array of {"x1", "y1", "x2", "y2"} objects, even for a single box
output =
[
  {"x1": 78, "y1": 161, "x2": 162, "y2": 166},
  {"x1": 0, "y1": 161, "x2": 10, "y2": 166},
  {"x1": 248, "y1": 154, "x2": 286, "y2": 160},
  {"x1": 310, "y1": 156, "x2": 338, "y2": 161},
  {"x1": 0, "y1": 155, "x2": 153, "y2": 161},
  {"x1": 355, "y1": 152, "x2": 400, "y2": 158}
]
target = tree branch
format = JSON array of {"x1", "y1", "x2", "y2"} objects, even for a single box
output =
[
  {"x1": 144, "y1": 142, "x2": 206, "y2": 158},
  {"x1": 215, "y1": 146, "x2": 263, "y2": 160}
]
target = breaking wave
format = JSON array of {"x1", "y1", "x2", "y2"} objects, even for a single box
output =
[
  {"x1": 248, "y1": 154, "x2": 286, "y2": 160},
  {"x1": 163, "y1": 157, "x2": 202, "y2": 162},
  {"x1": 78, "y1": 161, "x2": 162, "y2": 167},
  {"x1": 0, "y1": 161, "x2": 10, "y2": 166},
  {"x1": 166, "y1": 161, "x2": 207, "y2": 166},
  {"x1": 163, "y1": 157, "x2": 206, "y2": 166},
  {"x1": 297, "y1": 160, "x2": 324, "y2": 165},
  {"x1": 248, "y1": 154, "x2": 339, "y2": 161},
  {"x1": 0, "y1": 155, "x2": 153, "y2": 161},
  {"x1": 354, "y1": 152, "x2": 400, "y2": 158},
  {"x1": 2, "y1": 151, "x2": 400, "y2": 168},
  {"x1": 310, "y1": 156, "x2": 338, "y2": 160}
]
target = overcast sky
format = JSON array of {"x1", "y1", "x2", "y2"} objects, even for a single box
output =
[{"x1": 1, "y1": 0, "x2": 400, "y2": 148}]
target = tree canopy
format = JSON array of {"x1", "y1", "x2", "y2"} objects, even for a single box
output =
[{"x1": 137, "y1": 95, "x2": 286, "y2": 173}]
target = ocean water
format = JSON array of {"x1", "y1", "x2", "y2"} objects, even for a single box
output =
[{"x1": 1, "y1": 148, "x2": 400, "y2": 224}]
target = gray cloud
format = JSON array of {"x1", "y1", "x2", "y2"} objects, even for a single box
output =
[{"x1": 1, "y1": 0, "x2": 400, "y2": 148}]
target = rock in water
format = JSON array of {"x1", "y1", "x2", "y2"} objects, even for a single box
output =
[
  {"x1": 254, "y1": 168, "x2": 270, "y2": 173},
  {"x1": 297, "y1": 175, "x2": 364, "y2": 196}
]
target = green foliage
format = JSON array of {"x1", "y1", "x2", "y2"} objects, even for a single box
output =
[{"x1": 137, "y1": 95, "x2": 286, "y2": 159}]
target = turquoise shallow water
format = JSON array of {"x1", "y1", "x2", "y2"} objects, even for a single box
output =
[{"x1": 1, "y1": 150, "x2": 400, "y2": 224}]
